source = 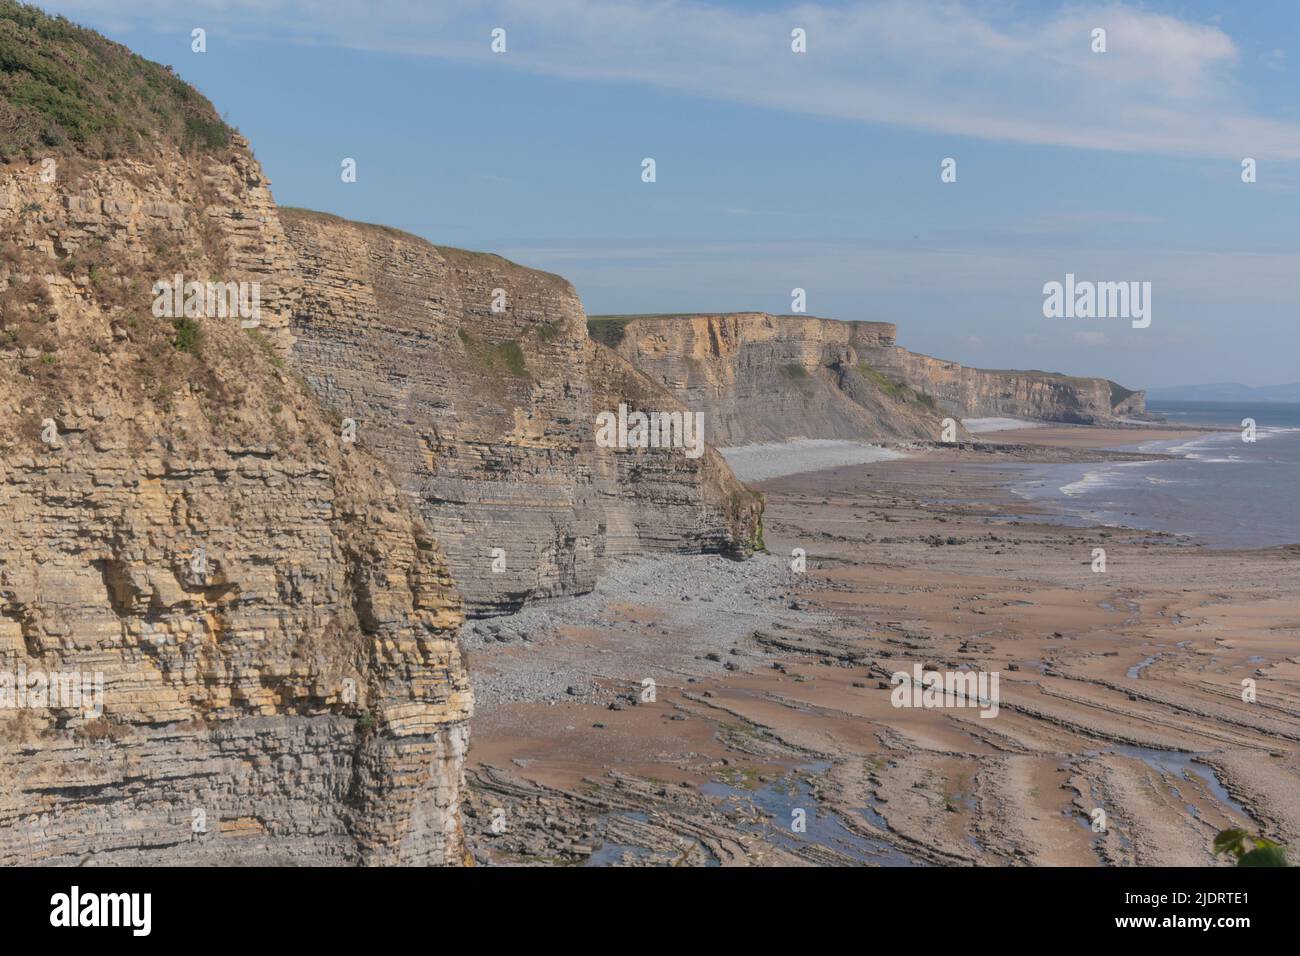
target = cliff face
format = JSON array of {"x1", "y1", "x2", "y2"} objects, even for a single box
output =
[
  {"x1": 595, "y1": 314, "x2": 1145, "y2": 439},
  {"x1": 585, "y1": 340, "x2": 762, "y2": 557},
  {"x1": 589, "y1": 313, "x2": 949, "y2": 445},
  {"x1": 0, "y1": 4, "x2": 766, "y2": 864},
  {"x1": 282, "y1": 212, "x2": 760, "y2": 618},
  {"x1": 852, "y1": 326, "x2": 1146, "y2": 425},
  {"x1": 1, "y1": 136, "x2": 470, "y2": 861}
]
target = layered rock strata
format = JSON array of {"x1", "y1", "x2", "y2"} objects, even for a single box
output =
[
  {"x1": 1, "y1": 141, "x2": 471, "y2": 865},
  {"x1": 851, "y1": 323, "x2": 1146, "y2": 424},
  {"x1": 591, "y1": 313, "x2": 1145, "y2": 438},
  {"x1": 588, "y1": 313, "x2": 950, "y2": 445},
  {"x1": 282, "y1": 211, "x2": 761, "y2": 617}
]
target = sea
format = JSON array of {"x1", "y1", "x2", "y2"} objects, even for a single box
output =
[{"x1": 1005, "y1": 401, "x2": 1300, "y2": 549}]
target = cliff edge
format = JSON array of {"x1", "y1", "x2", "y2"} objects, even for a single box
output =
[
  {"x1": 592, "y1": 313, "x2": 1145, "y2": 440},
  {"x1": 589, "y1": 312, "x2": 951, "y2": 445}
]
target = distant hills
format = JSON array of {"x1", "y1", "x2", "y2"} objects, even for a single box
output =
[{"x1": 1147, "y1": 383, "x2": 1300, "y2": 404}]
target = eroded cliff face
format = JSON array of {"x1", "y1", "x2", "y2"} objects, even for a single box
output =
[
  {"x1": 594, "y1": 313, "x2": 1144, "y2": 438},
  {"x1": 852, "y1": 324, "x2": 1146, "y2": 425},
  {"x1": 585, "y1": 340, "x2": 762, "y2": 557},
  {"x1": 0, "y1": 144, "x2": 471, "y2": 864},
  {"x1": 282, "y1": 211, "x2": 760, "y2": 618},
  {"x1": 589, "y1": 313, "x2": 949, "y2": 445}
]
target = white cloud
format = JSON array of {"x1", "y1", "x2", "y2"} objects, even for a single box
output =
[
  {"x1": 1073, "y1": 330, "x2": 1109, "y2": 346},
  {"x1": 42, "y1": 0, "x2": 1300, "y2": 160}
]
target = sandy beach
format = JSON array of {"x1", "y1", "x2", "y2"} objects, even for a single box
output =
[{"x1": 463, "y1": 426, "x2": 1300, "y2": 866}]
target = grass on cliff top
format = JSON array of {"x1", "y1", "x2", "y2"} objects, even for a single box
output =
[
  {"x1": 978, "y1": 367, "x2": 1102, "y2": 384},
  {"x1": 587, "y1": 311, "x2": 840, "y2": 325},
  {"x1": 0, "y1": 0, "x2": 231, "y2": 160},
  {"x1": 980, "y1": 366, "x2": 1141, "y2": 404},
  {"x1": 587, "y1": 312, "x2": 866, "y2": 347},
  {"x1": 432, "y1": 241, "x2": 569, "y2": 286},
  {"x1": 588, "y1": 312, "x2": 774, "y2": 348},
  {"x1": 279, "y1": 207, "x2": 573, "y2": 287},
  {"x1": 280, "y1": 207, "x2": 447, "y2": 251}
]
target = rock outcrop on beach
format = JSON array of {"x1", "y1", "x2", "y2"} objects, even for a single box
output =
[
  {"x1": 1, "y1": 5, "x2": 470, "y2": 865},
  {"x1": 591, "y1": 313, "x2": 1145, "y2": 440},
  {"x1": 282, "y1": 211, "x2": 761, "y2": 617}
]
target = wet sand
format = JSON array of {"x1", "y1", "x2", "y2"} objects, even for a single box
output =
[
  {"x1": 984, "y1": 423, "x2": 1230, "y2": 450},
  {"x1": 463, "y1": 427, "x2": 1300, "y2": 866}
]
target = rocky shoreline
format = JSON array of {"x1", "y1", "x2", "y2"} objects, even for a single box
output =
[{"x1": 464, "y1": 427, "x2": 1300, "y2": 866}]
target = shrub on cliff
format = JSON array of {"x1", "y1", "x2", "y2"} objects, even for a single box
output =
[
  {"x1": 171, "y1": 316, "x2": 202, "y2": 354},
  {"x1": 0, "y1": 0, "x2": 231, "y2": 160},
  {"x1": 857, "y1": 361, "x2": 938, "y2": 409},
  {"x1": 457, "y1": 328, "x2": 529, "y2": 378}
]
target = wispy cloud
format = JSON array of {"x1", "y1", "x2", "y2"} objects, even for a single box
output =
[{"x1": 45, "y1": 0, "x2": 1300, "y2": 160}]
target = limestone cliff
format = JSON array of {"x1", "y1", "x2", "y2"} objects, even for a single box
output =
[
  {"x1": 1, "y1": 5, "x2": 470, "y2": 864},
  {"x1": 281, "y1": 211, "x2": 761, "y2": 617},
  {"x1": 589, "y1": 313, "x2": 952, "y2": 445},
  {"x1": 851, "y1": 324, "x2": 1147, "y2": 425},
  {"x1": 585, "y1": 339, "x2": 762, "y2": 557},
  {"x1": 593, "y1": 313, "x2": 1145, "y2": 439}
]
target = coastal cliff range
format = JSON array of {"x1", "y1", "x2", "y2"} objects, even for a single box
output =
[{"x1": 590, "y1": 312, "x2": 1145, "y2": 442}]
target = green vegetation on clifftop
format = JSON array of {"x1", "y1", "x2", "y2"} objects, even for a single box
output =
[{"x1": 0, "y1": 0, "x2": 230, "y2": 159}]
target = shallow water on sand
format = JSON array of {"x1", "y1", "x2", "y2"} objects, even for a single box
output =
[
  {"x1": 1105, "y1": 746, "x2": 1252, "y2": 824},
  {"x1": 700, "y1": 762, "x2": 925, "y2": 866}
]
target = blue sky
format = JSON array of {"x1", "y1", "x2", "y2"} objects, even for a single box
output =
[{"x1": 36, "y1": 0, "x2": 1300, "y2": 389}]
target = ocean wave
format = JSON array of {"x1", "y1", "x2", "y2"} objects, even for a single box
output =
[
  {"x1": 1153, "y1": 430, "x2": 1281, "y2": 462},
  {"x1": 1060, "y1": 469, "x2": 1113, "y2": 496},
  {"x1": 1010, "y1": 422, "x2": 1300, "y2": 549}
]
